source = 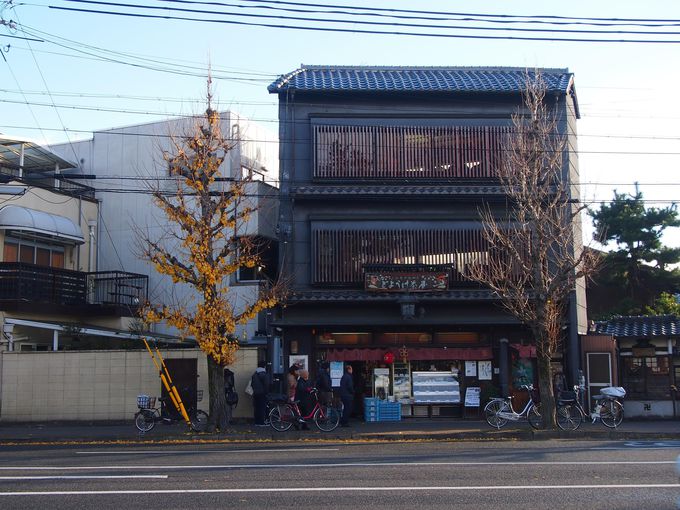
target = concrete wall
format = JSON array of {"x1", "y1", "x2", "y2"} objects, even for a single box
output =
[{"x1": 0, "y1": 347, "x2": 257, "y2": 422}]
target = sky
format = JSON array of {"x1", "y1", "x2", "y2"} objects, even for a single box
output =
[{"x1": 2, "y1": 0, "x2": 680, "y2": 247}]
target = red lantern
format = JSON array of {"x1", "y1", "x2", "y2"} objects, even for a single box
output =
[{"x1": 383, "y1": 351, "x2": 395, "y2": 364}]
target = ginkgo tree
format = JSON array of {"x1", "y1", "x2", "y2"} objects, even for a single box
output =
[{"x1": 139, "y1": 86, "x2": 282, "y2": 431}]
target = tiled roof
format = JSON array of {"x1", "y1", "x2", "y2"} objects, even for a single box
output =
[
  {"x1": 268, "y1": 66, "x2": 574, "y2": 95},
  {"x1": 291, "y1": 185, "x2": 505, "y2": 197},
  {"x1": 593, "y1": 315, "x2": 680, "y2": 337}
]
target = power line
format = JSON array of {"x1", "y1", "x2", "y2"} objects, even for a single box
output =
[
  {"x1": 46, "y1": 3, "x2": 680, "y2": 44},
  {"x1": 57, "y1": 0, "x2": 680, "y2": 37},
  {"x1": 229, "y1": 0, "x2": 680, "y2": 25},
  {"x1": 155, "y1": 0, "x2": 680, "y2": 28}
]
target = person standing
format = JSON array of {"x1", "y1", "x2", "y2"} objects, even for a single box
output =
[
  {"x1": 296, "y1": 369, "x2": 312, "y2": 430},
  {"x1": 316, "y1": 361, "x2": 333, "y2": 406},
  {"x1": 287, "y1": 364, "x2": 300, "y2": 401},
  {"x1": 251, "y1": 360, "x2": 270, "y2": 426},
  {"x1": 339, "y1": 364, "x2": 354, "y2": 427}
]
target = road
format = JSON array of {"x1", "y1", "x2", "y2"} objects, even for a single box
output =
[{"x1": 0, "y1": 439, "x2": 678, "y2": 509}]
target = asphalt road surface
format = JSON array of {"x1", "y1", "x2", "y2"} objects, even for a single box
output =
[{"x1": 0, "y1": 439, "x2": 679, "y2": 509}]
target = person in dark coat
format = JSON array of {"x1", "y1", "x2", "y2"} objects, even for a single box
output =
[
  {"x1": 296, "y1": 369, "x2": 313, "y2": 430},
  {"x1": 315, "y1": 361, "x2": 333, "y2": 406},
  {"x1": 339, "y1": 364, "x2": 354, "y2": 427},
  {"x1": 251, "y1": 360, "x2": 270, "y2": 426}
]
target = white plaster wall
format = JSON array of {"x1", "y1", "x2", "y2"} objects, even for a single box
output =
[
  {"x1": 0, "y1": 347, "x2": 257, "y2": 422},
  {"x1": 624, "y1": 400, "x2": 675, "y2": 419},
  {"x1": 52, "y1": 114, "x2": 278, "y2": 340}
]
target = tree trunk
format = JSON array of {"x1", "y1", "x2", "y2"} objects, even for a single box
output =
[
  {"x1": 207, "y1": 355, "x2": 228, "y2": 432},
  {"x1": 536, "y1": 342, "x2": 556, "y2": 429}
]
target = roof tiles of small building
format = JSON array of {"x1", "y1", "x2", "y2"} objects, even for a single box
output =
[
  {"x1": 593, "y1": 315, "x2": 680, "y2": 337},
  {"x1": 268, "y1": 66, "x2": 574, "y2": 95}
]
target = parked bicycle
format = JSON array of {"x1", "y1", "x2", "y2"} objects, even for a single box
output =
[
  {"x1": 268, "y1": 388, "x2": 341, "y2": 432},
  {"x1": 134, "y1": 389, "x2": 209, "y2": 433},
  {"x1": 556, "y1": 385, "x2": 625, "y2": 431},
  {"x1": 484, "y1": 385, "x2": 543, "y2": 429}
]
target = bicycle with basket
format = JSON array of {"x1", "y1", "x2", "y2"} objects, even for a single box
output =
[
  {"x1": 135, "y1": 389, "x2": 208, "y2": 433},
  {"x1": 556, "y1": 385, "x2": 625, "y2": 431}
]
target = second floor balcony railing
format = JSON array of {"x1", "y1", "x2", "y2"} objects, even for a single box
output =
[
  {"x1": 0, "y1": 263, "x2": 148, "y2": 310},
  {"x1": 313, "y1": 124, "x2": 511, "y2": 180}
]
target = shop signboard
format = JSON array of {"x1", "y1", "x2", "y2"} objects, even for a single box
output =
[
  {"x1": 478, "y1": 361, "x2": 492, "y2": 380},
  {"x1": 365, "y1": 271, "x2": 448, "y2": 292},
  {"x1": 464, "y1": 387, "x2": 481, "y2": 407},
  {"x1": 465, "y1": 361, "x2": 477, "y2": 377},
  {"x1": 330, "y1": 361, "x2": 344, "y2": 387}
]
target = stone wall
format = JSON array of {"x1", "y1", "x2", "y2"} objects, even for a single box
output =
[{"x1": 0, "y1": 348, "x2": 257, "y2": 422}]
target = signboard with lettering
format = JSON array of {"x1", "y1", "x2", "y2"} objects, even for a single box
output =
[
  {"x1": 464, "y1": 387, "x2": 481, "y2": 408},
  {"x1": 365, "y1": 271, "x2": 448, "y2": 292}
]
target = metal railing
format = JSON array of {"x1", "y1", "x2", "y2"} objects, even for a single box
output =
[{"x1": 0, "y1": 263, "x2": 147, "y2": 309}]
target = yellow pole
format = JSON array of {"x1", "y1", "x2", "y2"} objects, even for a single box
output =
[
  {"x1": 142, "y1": 337, "x2": 191, "y2": 425},
  {"x1": 153, "y1": 343, "x2": 191, "y2": 425}
]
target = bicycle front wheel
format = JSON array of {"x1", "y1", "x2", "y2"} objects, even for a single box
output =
[
  {"x1": 314, "y1": 405, "x2": 340, "y2": 432},
  {"x1": 557, "y1": 404, "x2": 583, "y2": 431},
  {"x1": 600, "y1": 399, "x2": 624, "y2": 428},
  {"x1": 269, "y1": 404, "x2": 294, "y2": 432},
  {"x1": 134, "y1": 409, "x2": 156, "y2": 432},
  {"x1": 527, "y1": 403, "x2": 544, "y2": 430},
  {"x1": 484, "y1": 399, "x2": 508, "y2": 429},
  {"x1": 189, "y1": 410, "x2": 209, "y2": 432}
]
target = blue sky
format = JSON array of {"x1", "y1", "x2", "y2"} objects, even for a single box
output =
[{"x1": 2, "y1": 0, "x2": 680, "y2": 245}]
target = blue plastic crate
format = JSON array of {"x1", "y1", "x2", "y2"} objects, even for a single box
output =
[{"x1": 377, "y1": 415, "x2": 401, "y2": 422}]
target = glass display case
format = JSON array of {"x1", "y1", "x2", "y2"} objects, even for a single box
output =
[
  {"x1": 412, "y1": 371, "x2": 460, "y2": 403},
  {"x1": 392, "y1": 362, "x2": 411, "y2": 403}
]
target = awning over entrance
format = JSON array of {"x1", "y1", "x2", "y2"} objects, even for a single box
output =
[
  {"x1": 0, "y1": 205, "x2": 85, "y2": 244},
  {"x1": 325, "y1": 347, "x2": 493, "y2": 361}
]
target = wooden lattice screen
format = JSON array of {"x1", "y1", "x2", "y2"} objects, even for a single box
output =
[{"x1": 313, "y1": 125, "x2": 510, "y2": 179}]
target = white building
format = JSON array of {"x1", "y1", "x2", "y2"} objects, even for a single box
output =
[{"x1": 51, "y1": 112, "x2": 279, "y2": 344}]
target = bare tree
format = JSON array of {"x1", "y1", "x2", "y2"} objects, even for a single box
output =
[
  {"x1": 138, "y1": 82, "x2": 283, "y2": 431},
  {"x1": 467, "y1": 72, "x2": 597, "y2": 429}
]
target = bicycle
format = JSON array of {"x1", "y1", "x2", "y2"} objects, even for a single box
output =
[
  {"x1": 134, "y1": 390, "x2": 209, "y2": 433},
  {"x1": 484, "y1": 385, "x2": 543, "y2": 430},
  {"x1": 556, "y1": 385, "x2": 625, "y2": 431},
  {"x1": 268, "y1": 388, "x2": 341, "y2": 432}
]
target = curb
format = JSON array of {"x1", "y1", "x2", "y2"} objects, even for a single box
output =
[{"x1": 2, "y1": 428, "x2": 680, "y2": 445}]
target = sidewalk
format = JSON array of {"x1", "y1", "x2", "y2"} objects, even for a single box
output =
[{"x1": 1, "y1": 418, "x2": 678, "y2": 444}]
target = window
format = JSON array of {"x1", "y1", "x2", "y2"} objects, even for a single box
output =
[
  {"x1": 621, "y1": 356, "x2": 670, "y2": 399},
  {"x1": 376, "y1": 332, "x2": 431, "y2": 345},
  {"x1": 434, "y1": 332, "x2": 480, "y2": 344},
  {"x1": 236, "y1": 238, "x2": 278, "y2": 283},
  {"x1": 3, "y1": 237, "x2": 66, "y2": 268},
  {"x1": 316, "y1": 332, "x2": 371, "y2": 346}
]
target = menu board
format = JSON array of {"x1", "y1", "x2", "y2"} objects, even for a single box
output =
[{"x1": 464, "y1": 387, "x2": 481, "y2": 408}]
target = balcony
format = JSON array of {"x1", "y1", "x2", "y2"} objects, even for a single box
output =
[
  {"x1": 0, "y1": 263, "x2": 148, "y2": 314},
  {"x1": 313, "y1": 124, "x2": 510, "y2": 180}
]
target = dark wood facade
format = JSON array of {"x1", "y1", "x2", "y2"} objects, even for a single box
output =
[{"x1": 271, "y1": 67, "x2": 585, "y2": 409}]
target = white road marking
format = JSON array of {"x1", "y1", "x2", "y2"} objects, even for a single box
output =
[
  {"x1": 0, "y1": 484, "x2": 678, "y2": 496},
  {"x1": 75, "y1": 448, "x2": 340, "y2": 455},
  {"x1": 0, "y1": 475, "x2": 167, "y2": 480},
  {"x1": 0, "y1": 460, "x2": 674, "y2": 471}
]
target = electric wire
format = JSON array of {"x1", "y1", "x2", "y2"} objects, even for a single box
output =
[
  {"x1": 56, "y1": 0, "x2": 680, "y2": 37},
  {"x1": 46, "y1": 3, "x2": 680, "y2": 44}
]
